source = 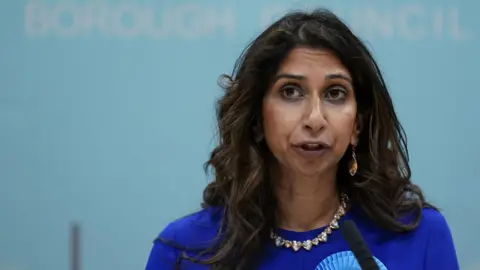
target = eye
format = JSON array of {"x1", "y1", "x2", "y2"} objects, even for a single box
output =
[
  {"x1": 325, "y1": 87, "x2": 347, "y2": 101},
  {"x1": 280, "y1": 84, "x2": 303, "y2": 99}
]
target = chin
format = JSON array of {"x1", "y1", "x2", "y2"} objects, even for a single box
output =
[
  {"x1": 290, "y1": 161, "x2": 334, "y2": 178},
  {"x1": 292, "y1": 166, "x2": 327, "y2": 178}
]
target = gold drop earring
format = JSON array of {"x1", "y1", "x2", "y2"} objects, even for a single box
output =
[{"x1": 349, "y1": 145, "x2": 358, "y2": 176}]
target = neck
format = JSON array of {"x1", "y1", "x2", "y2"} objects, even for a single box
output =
[{"x1": 274, "y1": 168, "x2": 339, "y2": 232}]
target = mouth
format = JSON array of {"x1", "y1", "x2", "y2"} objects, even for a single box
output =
[{"x1": 294, "y1": 142, "x2": 330, "y2": 152}]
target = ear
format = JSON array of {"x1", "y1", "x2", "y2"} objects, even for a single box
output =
[{"x1": 350, "y1": 115, "x2": 363, "y2": 146}]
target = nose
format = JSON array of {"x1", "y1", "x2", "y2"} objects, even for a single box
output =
[{"x1": 303, "y1": 97, "x2": 326, "y2": 133}]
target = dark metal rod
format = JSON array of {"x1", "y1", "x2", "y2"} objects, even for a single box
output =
[{"x1": 70, "y1": 222, "x2": 81, "y2": 270}]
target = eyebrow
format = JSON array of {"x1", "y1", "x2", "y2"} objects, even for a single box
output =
[{"x1": 273, "y1": 73, "x2": 352, "y2": 83}]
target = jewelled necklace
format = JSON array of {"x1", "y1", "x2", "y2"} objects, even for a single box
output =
[{"x1": 270, "y1": 193, "x2": 348, "y2": 251}]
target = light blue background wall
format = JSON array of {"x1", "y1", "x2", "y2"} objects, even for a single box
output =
[{"x1": 1, "y1": 0, "x2": 479, "y2": 269}]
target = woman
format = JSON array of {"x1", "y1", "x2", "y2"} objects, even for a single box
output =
[{"x1": 145, "y1": 9, "x2": 458, "y2": 270}]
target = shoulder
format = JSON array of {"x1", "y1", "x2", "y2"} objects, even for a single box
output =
[
  {"x1": 416, "y1": 208, "x2": 452, "y2": 243},
  {"x1": 158, "y1": 206, "x2": 224, "y2": 247},
  {"x1": 418, "y1": 207, "x2": 449, "y2": 230},
  {"x1": 418, "y1": 207, "x2": 457, "y2": 245},
  {"x1": 357, "y1": 207, "x2": 455, "y2": 250},
  {"x1": 412, "y1": 207, "x2": 459, "y2": 269},
  {"x1": 361, "y1": 207, "x2": 459, "y2": 269},
  {"x1": 392, "y1": 207, "x2": 454, "y2": 243},
  {"x1": 145, "y1": 206, "x2": 224, "y2": 270},
  {"x1": 420, "y1": 208, "x2": 459, "y2": 268}
]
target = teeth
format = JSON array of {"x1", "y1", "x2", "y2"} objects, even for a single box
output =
[{"x1": 302, "y1": 144, "x2": 321, "y2": 149}]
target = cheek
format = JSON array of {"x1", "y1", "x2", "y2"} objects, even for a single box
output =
[
  {"x1": 331, "y1": 108, "x2": 357, "y2": 146},
  {"x1": 263, "y1": 102, "x2": 284, "y2": 140},
  {"x1": 262, "y1": 100, "x2": 298, "y2": 148}
]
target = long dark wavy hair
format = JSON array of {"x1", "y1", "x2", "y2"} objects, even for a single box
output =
[{"x1": 169, "y1": 8, "x2": 434, "y2": 270}]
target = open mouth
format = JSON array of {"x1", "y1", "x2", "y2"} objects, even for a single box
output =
[{"x1": 296, "y1": 143, "x2": 327, "y2": 151}]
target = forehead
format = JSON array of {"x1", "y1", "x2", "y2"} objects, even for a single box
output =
[{"x1": 277, "y1": 47, "x2": 351, "y2": 78}]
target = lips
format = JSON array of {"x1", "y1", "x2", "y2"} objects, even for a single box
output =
[
  {"x1": 293, "y1": 141, "x2": 330, "y2": 158},
  {"x1": 294, "y1": 141, "x2": 329, "y2": 150},
  {"x1": 298, "y1": 143, "x2": 326, "y2": 151}
]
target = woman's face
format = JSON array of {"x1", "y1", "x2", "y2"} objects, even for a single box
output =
[{"x1": 262, "y1": 47, "x2": 358, "y2": 177}]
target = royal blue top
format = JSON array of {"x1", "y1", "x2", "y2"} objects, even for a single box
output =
[{"x1": 145, "y1": 206, "x2": 459, "y2": 270}]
